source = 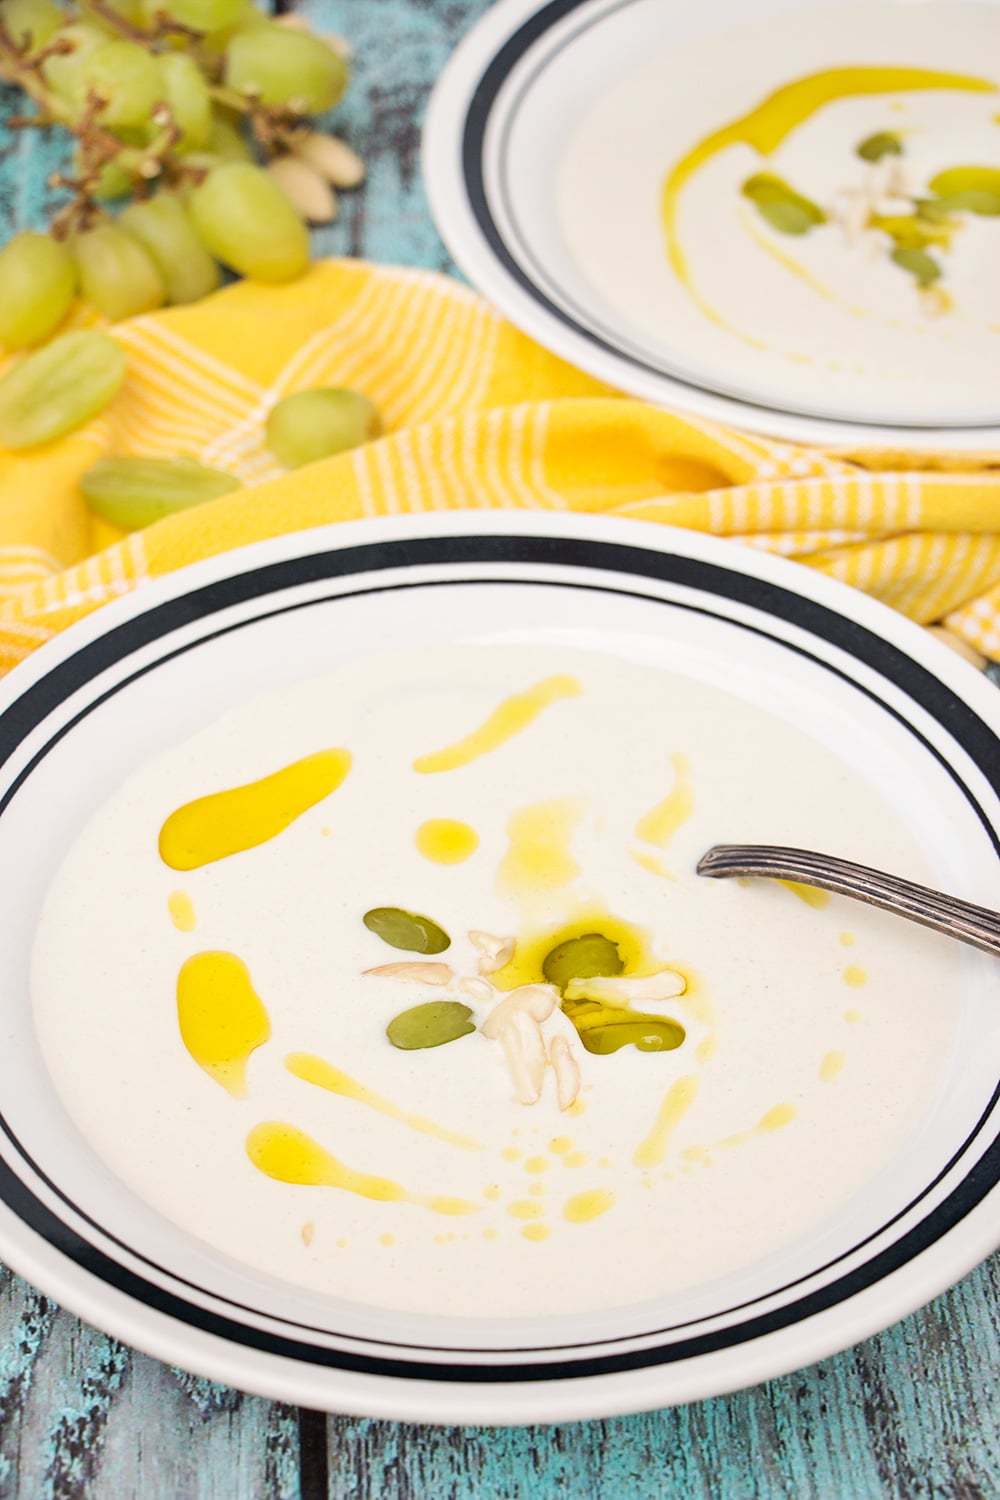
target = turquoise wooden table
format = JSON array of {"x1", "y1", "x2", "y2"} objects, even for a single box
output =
[{"x1": 2, "y1": 2, "x2": 1000, "y2": 1494}]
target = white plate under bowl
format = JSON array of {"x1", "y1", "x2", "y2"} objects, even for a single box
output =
[
  {"x1": 1, "y1": 514, "x2": 1000, "y2": 1423},
  {"x1": 423, "y1": 0, "x2": 1000, "y2": 450}
]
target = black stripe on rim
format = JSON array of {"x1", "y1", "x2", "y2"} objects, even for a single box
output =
[
  {"x1": 2, "y1": 534, "x2": 999, "y2": 1382},
  {"x1": 458, "y1": 0, "x2": 998, "y2": 434}
]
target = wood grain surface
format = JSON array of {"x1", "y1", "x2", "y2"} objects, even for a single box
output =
[{"x1": 1, "y1": 1, "x2": 999, "y2": 1494}]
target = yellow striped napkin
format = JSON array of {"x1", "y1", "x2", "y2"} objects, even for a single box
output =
[{"x1": 2, "y1": 257, "x2": 1000, "y2": 674}]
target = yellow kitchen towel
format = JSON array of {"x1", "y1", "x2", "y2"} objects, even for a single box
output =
[{"x1": 2, "y1": 256, "x2": 1000, "y2": 674}]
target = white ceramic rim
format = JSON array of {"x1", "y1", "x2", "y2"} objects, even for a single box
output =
[
  {"x1": 422, "y1": 0, "x2": 1000, "y2": 452},
  {"x1": 1, "y1": 512, "x2": 999, "y2": 1424}
]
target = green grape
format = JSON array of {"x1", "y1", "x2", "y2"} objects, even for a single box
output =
[
  {"x1": 205, "y1": 113, "x2": 252, "y2": 161},
  {"x1": 157, "y1": 52, "x2": 212, "y2": 151},
  {"x1": 40, "y1": 23, "x2": 104, "y2": 102},
  {"x1": 74, "y1": 223, "x2": 167, "y2": 320},
  {"x1": 1, "y1": 0, "x2": 62, "y2": 50},
  {"x1": 81, "y1": 0, "x2": 145, "y2": 26},
  {"x1": 0, "y1": 233, "x2": 77, "y2": 349},
  {"x1": 225, "y1": 24, "x2": 350, "y2": 114},
  {"x1": 71, "y1": 145, "x2": 132, "y2": 200},
  {"x1": 0, "y1": 331, "x2": 125, "y2": 451},
  {"x1": 70, "y1": 40, "x2": 163, "y2": 129},
  {"x1": 187, "y1": 163, "x2": 309, "y2": 282},
  {"x1": 145, "y1": 0, "x2": 246, "y2": 31},
  {"x1": 120, "y1": 195, "x2": 220, "y2": 305},
  {"x1": 80, "y1": 455, "x2": 240, "y2": 528},
  {"x1": 266, "y1": 389, "x2": 382, "y2": 468}
]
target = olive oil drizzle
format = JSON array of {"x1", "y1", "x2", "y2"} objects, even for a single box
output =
[{"x1": 285, "y1": 1052, "x2": 483, "y2": 1150}]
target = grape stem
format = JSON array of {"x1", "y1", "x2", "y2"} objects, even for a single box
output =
[
  {"x1": 84, "y1": 0, "x2": 206, "y2": 49},
  {"x1": 209, "y1": 84, "x2": 308, "y2": 155}
]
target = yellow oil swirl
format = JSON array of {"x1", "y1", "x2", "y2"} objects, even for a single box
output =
[
  {"x1": 413, "y1": 675, "x2": 582, "y2": 773},
  {"x1": 717, "y1": 1101, "x2": 799, "y2": 1150},
  {"x1": 819, "y1": 1049, "x2": 846, "y2": 1081},
  {"x1": 284, "y1": 1052, "x2": 482, "y2": 1151},
  {"x1": 159, "y1": 749, "x2": 352, "y2": 870},
  {"x1": 661, "y1": 66, "x2": 997, "y2": 324},
  {"x1": 415, "y1": 818, "x2": 479, "y2": 864},
  {"x1": 563, "y1": 1189, "x2": 615, "y2": 1223},
  {"x1": 497, "y1": 798, "x2": 583, "y2": 897},
  {"x1": 167, "y1": 890, "x2": 197, "y2": 932},
  {"x1": 177, "y1": 951, "x2": 271, "y2": 1098},
  {"x1": 246, "y1": 1122, "x2": 478, "y2": 1215},
  {"x1": 630, "y1": 848, "x2": 676, "y2": 880},
  {"x1": 633, "y1": 1074, "x2": 700, "y2": 1168},
  {"x1": 778, "y1": 880, "x2": 831, "y2": 910},
  {"x1": 635, "y1": 752, "x2": 693, "y2": 847}
]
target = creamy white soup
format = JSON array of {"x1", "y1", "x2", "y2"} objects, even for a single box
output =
[{"x1": 32, "y1": 645, "x2": 960, "y2": 1318}]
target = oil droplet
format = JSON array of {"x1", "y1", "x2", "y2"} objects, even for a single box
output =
[
  {"x1": 529, "y1": 1181, "x2": 546, "y2": 1198},
  {"x1": 380, "y1": 1233, "x2": 395, "y2": 1247},
  {"x1": 683, "y1": 1144, "x2": 708, "y2": 1162},
  {"x1": 635, "y1": 753, "x2": 693, "y2": 847},
  {"x1": 778, "y1": 880, "x2": 830, "y2": 909},
  {"x1": 758, "y1": 1103, "x2": 798, "y2": 1132},
  {"x1": 484, "y1": 1184, "x2": 502, "y2": 1201},
  {"x1": 840, "y1": 931, "x2": 857, "y2": 948},
  {"x1": 521, "y1": 1222, "x2": 551, "y2": 1241},
  {"x1": 247, "y1": 1123, "x2": 478, "y2": 1216},
  {"x1": 502, "y1": 1146, "x2": 523, "y2": 1162},
  {"x1": 564, "y1": 1189, "x2": 615, "y2": 1223},
  {"x1": 285, "y1": 1053, "x2": 481, "y2": 1151},
  {"x1": 524, "y1": 1155, "x2": 550, "y2": 1173},
  {"x1": 497, "y1": 798, "x2": 583, "y2": 896},
  {"x1": 336, "y1": 1237, "x2": 347, "y2": 1248},
  {"x1": 630, "y1": 848, "x2": 676, "y2": 880},
  {"x1": 508, "y1": 1199, "x2": 545, "y2": 1220},
  {"x1": 483, "y1": 1227, "x2": 500, "y2": 1240},
  {"x1": 320, "y1": 827, "x2": 331, "y2": 837},
  {"x1": 300, "y1": 1221, "x2": 315, "y2": 1247},
  {"x1": 549, "y1": 1136, "x2": 573, "y2": 1155},
  {"x1": 844, "y1": 965, "x2": 868, "y2": 988},
  {"x1": 160, "y1": 749, "x2": 352, "y2": 870},
  {"x1": 177, "y1": 951, "x2": 271, "y2": 1098},
  {"x1": 415, "y1": 818, "x2": 479, "y2": 864},
  {"x1": 563, "y1": 1151, "x2": 588, "y2": 1168},
  {"x1": 568, "y1": 1098, "x2": 587, "y2": 1117},
  {"x1": 598, "y1": 1156, "x2": 613, "y2": 1170},
  {"x1": 844, "y1": 1008, "x2": 862, "y2": 1024},
  {"x1": 168, "y1": 890, "x2": 197, "y2": 932},
  {"x1": 413, "y1": 675, "x2": 582, "y2": 773},
  {"x1": 696, "y1": 1034, "x2": 718, "y2": 1064},
  {"x1": 633, "y1": 1074, "x2": 700, "y2": 1168},
  {"x1": 820, "y1": 1050, "x2": 846, "y2": 1082}
]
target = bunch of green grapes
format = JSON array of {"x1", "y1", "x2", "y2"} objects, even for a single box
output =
[{"x1": 0, "y1": 0, "x2": 363, "y2": 361}]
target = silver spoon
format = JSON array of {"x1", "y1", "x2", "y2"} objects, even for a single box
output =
[{"x1": 697, "y1": 844, "x2": 1000, "y2": 959}]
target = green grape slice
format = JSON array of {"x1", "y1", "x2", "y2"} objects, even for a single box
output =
[
  {"x1": 0, "y1": 233, "x2": 77, "y2": 350},
  {"x1": 266, "y1": 388, "x2": 382, "y2": 468},
  {"x1": 363, "y1": 908, "x2": 451, "y2": 954},
  {"x1": 81, "y1": 455, "x2": 240, "y2": 528},
  {"x1": 0, "y1": 331, "x2": 125, "y2": 451},
  {"x1": 120, "y1": 195, "x2": 220, "y2": 305},
  {"x1": 386, "y1": 1002, "x2": 475, "y2": 1051},
  {"x1": 741, "y1": 173, "x2": 826, "y2": 235}
]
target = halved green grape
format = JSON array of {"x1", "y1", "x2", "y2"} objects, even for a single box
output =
[
  {"x1": 2, "y1": 0, "x2": 62, "y2": 50},
  {"x1": 120, "y1": 194, "x2": 220, "y2": 305},
  {"x1": 70, "y1": 39, "x2": 163, "y2": 128},
  {"x1": 541, "y1": 933, "x2": 624, "y2": 992},
  {"x1": 158, "y1": 52, "x2": 212, "y2": 151},
  {"x1": 225, "y1": 23, "x2": 349, "y2": 113},
  {"x1": 142, "y1": 0, "x2": 246, "y2": 30},
  {"x1": 0, "y1": 233, "x2": 77, "y2": 349},
  {"x1": 890, "y1": 245, "x2": 942, "y2": 288},
  {"x1": 40, "y1": 23, "x2": 105, "y2": 103},
  {"x1": 205, "y1": 113, "x2": 252, "y2": 161},
  {"x1": 928, "y1": 166, "x2": 1000, "y2": 216},
  {"x1": 363, "y1": 908, "x2": 451, "y2": 954},
  {"x1": 0, "y1": 331, "x2": 125, "y2": 451},
  {"x1": 266, "y1": 388, "x2": 381, "y2": 468},
  {"x1": 74, "y1": 223, "x2": 167, "y2": 320},
  {"x1": 81, "y1": 455, "x2": 240, "y2": 528},
  {"x1": 561, "y1": 998, "x2": 685, "y2": 1056},
  {"x1": 187, "y1": 162, "x2": 309, "y2": 282},
  {"x1": 856, "y1": 130, "x2": 903, "y2": 162},
  {"x1": 386, "y1": 1002, "x2": 475, "y2": 1051},
  {"x1": 741, "y1": 172, "x2": 826, "y2": 235}
]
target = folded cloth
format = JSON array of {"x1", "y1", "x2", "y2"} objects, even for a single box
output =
[{"x1": 2, "y1": 257, "x2": 1000, "y2": 674}]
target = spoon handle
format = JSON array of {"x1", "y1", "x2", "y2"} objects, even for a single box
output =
[{"x1": 697, "y1": 844, "x2": 1000, "y2": 960}]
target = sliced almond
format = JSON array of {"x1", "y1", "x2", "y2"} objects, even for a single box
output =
[
  {"x1": 294, "y1": 131, "x2": 366, "y2": 189},
  {"x1": 363, "y1": 961, "x2": 454, "y2": 985},
  {"x1": 481, "y1": 984, "x2": 558, "y2": 1038},
  {"x1": 468, "y1": 930, "x2": 515, "y2": 975},
  {"x1": 266, "y1": 157, "x2": 338, "y2": 224},
  {"x1": 563, "y1": 969, "x2": 686, "y2": 1004},
  {"x1": 549, "y1": 1035, "x2": 582, "y2": 1111},
  {"x1": 457, "y1": 976, "x2": 495, "y2": 1005}
]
